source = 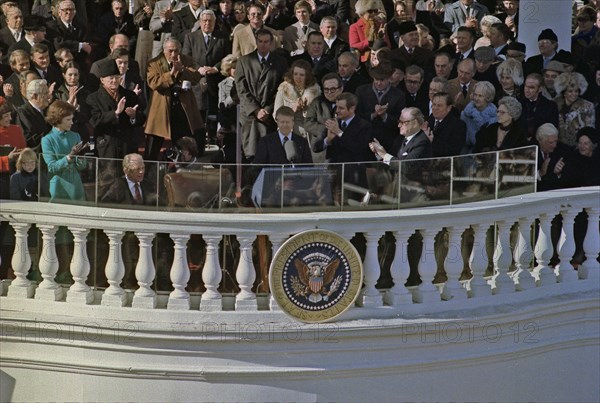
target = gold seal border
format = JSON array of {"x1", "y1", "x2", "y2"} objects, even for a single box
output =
[{"x1": 269, "y1": 230, "x2": 364, "y2": 323}]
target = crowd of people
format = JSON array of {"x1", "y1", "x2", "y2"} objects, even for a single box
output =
[{"x1": 0, "y1": 0, "x2": 599, "y2": 207}]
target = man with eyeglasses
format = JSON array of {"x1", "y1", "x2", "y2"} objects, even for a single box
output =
[
  {"x1": 305, "y1": 72, "x2": 343, "y2": 163},
  {"x1": 355, "y1": 64, "x2": 405, "y2": 153},
  {"x1": 232, "y1": 3, "x2": 280, "y2": 57},
  {"x1": 46, "y1": 1, "x2": 92, "y2": 67}
]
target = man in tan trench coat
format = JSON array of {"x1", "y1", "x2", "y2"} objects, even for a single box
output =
[{"x1": 145, "y1": 37, "x2": 205, "y2": 161}]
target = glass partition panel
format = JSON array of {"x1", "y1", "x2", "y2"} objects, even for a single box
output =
[
  {"x1": 396, "y1": 157, "x2": 452, "y2": 208},
  {"x1": 497, "y1": 146, "x2": 537, "y2": 198},
  {"x1": 451, "y1": 151, "x2": 497, "y2": 204},
  {"x1": 37, "y1": 152, "x2": 98, "y2": 206}
]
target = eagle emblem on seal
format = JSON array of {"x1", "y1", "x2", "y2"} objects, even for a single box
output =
[{"x1": 290, "y1": 258, "x2": 343, "y2": 303}]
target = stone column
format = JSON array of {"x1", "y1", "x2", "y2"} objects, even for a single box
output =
[
  {"x1": 167, "y1": 234, "x2": 191, "y2": 310},
  {"x1": 442, "y1": 226, "x2": 467, "y2": 300},
  {"x1": 132, "y1": 232, "x2": 157, "y2": 309},
  {"x1": 581, "y1": 207, "x2": 599, "y2": 280},
  {"x1": 66, "y1": 227, "x2": 93, "y2": 304},
  {"x1": 468, "y1": 223, "x2": 492, "y2": 297},
  {"x1": 384, "y1": 229, "x2": 414, "y2": 305},
  {"x1": 200, "y1": 234, "x2": 223, "y2": 311},
  {"x1": 359, "y1": 231, "x2": 384, "y2": 307},
  {"x1": 492, "y1": 221, "x2": 515, "y2": 294},
  {"x1": 513, "y1": 217, "x2": 536, "y2": 291},
  {"x1": 415, "y1": 228, "x2": 440, "y2": 303},
  {"x1": 533, "y1": 214, "x2": 557, "y2": 286},
  {"x1": 35, "y1": 225, "x2": 63, "y2": 301},
  {"x1": 7, "y1": 223, "x2": 34, "y2": 299},
  {"x1": 101, "y1": 230, "x2": 127, "y2": 307},
  {"x1": 235, "y1": 234, "x2": 257, "y2": 311},
  {"x1": 556, "y1": 209, "x2": 579, "y2": 283}
]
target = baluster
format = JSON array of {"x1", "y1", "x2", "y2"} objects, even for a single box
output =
[
  {"x1": 581, "y1": 207, "x2": 599, "y2": 280},
  {"x1": 268, "y1": 233, "x2": 287, "y2": 311},
  {"x1": 556, "y1": 209, "x2": 579, "y2": 283},
  {"x1": 384, "y1": 229, "x2": 413, "y2": 305},
  {"x1": 442, "y1": 226, "x2": 467, "y2": 300},
  {"x1": 533, "y1": 214, "x2": 557, "y2": 286},
  {"x1": 132, "y1": 232, "x2": 157, "y2": 309},
  {"x1": 167, "y1": 234, "x2": 191, "y2": 310},
  {"x1": 7, "y1": 223, "x2": 34, "y2": 298},
  {"x1": 513, "y1": 218, "x2": 536, "y2": 291},
  {"x1": 359, "y1": 231, "x2": 384, "y2": 307},
  {"x1": 415, "y1": 228, "x2": 440, "y2": 303},
  {"x1": 101, "y1": 230, "x2": 127, "y2": 306},
  {"x1": 235, "y1": 234, "x2": 257, "y2": 311},
  {"x1": 468, "y1": 223, "x2": 492, "y2": 297},
  {"x1": 35, "y1": 225, "x2": 63, "y2": 301},
  {"x1": 66, "y1": 227, "x2": 93, "y2": 304},
  {"x1": 200, "y1": 234, "x2": 223, "y2": 311},
  {"x1": 492, "y1": 221, "x2": 515, "y2": 294}
]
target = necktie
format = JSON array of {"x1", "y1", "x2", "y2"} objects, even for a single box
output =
[
  {"x1": 205, "y1": 34, "x2": 210, "y2": 45},
  {"x1": 434, "y1": 120, "x2": 440, "y2": 130},
  {"x1": 134, "y1": 183, "x2": 142, "y2": 204},
  {"x1": 14, "y1": 31, "x2": 20, "y2": 41},
  {"x1": 340, "y1": 120, "x2": 347, "y2": 130},
  {"x1": 461, "y1": 84, "x2": 468, "y2": 97},
  {"x1": 41, "y1": 70, "x2": 47, "y2": 79},
  {"x1": 282, "y1": 135, "x2": 289, "y2": 146},
  {"x1": 465, "y1": 6, "x2": 471, "y2": 18},
  {"x1": 399, "y1": 138, "x2": 408, "y2": 156},
  {"x1": 313, "y1": 57, "x2": 319, "y2": 64},
  {"x1": 407, "y1": 48, "x2": 414, "y2": 54},
  {"x1": 260, "y1": 57, "x2": 266, "y2": 65},
  {"x1": 459, "y1": 53, "x2": 464, "y2": 61},
  {"x1": 302, "y1": 25, "x2": 308, "y2": 35},
  {"x1": 377, "y1": 90, "x2": 384, "y2": 100}
]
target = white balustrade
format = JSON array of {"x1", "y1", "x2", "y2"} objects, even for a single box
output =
[
  {"x1": 7, "y1": 223, "x2": 34, "y2": 299},
  {"x1": 533, "y1": 214, "x2": 557, "y2": 286},
  {"x1": 235, "y1": 234, "x2": 257, "y2": 311},
  {"x1": 35, "y1": 225, "x2": 63, "y2": 301},
  {"x1": 442, "y1": 226, "x2": 467, "y2": 300},
  {"x1": 384, "y1": 229, "x2": 413, "y2": 305},
  {"x1": 415, "y1": 228, "x2": 441, "y2": 303},
  {"x1": 168, "y1": 234, "x2": 191, "y2": 310},
  {"x1": 200, "y1": 234, "x2": 224, "y2": 311},
  {"x1": 513, "y1": 218, "x2": 536, "y2": 291},
  {"x1": 468, "y1": 224, "x2": 492, "y2": 297},
  {"x1": 492, "y1": 221, "x2": 515, "y2": 294},
  {"x1": 360, "y1": 231, "x2": 384, "y2": 307},
  {"x1": 556, "y1": 210, "x2": 579, "y2": 283},
  {"x1": 581, "y1": 207, "x2": 599, "y2": 280},
  {"x1": 132, "y1": 232, "x2": 157, "y2": 309},
  {"x1": 66, "y1": 227, "x2": 93, "y2": 304},
  {"x1": 101, "y1": 230, "x2": 127, "y2": 307}
]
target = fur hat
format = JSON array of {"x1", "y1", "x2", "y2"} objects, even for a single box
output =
[
  {"x1": 355, "y1": 0, "x2": 383, "y2": 16},
  {"x1": 554, "y1": 72, "x2": 588, "y2": 96},
  {"x1": 538, "y1": 28, "x2": 558, "y2": 42}
]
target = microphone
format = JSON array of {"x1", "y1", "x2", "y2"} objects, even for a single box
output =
[{"x1": 284, "y1": 138, "x2": 298, "y2": 163}]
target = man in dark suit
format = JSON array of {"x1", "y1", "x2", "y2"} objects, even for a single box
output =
[
  {"x1": 337, "y1": 51, "x2": 371, "y2": 94},
  {"x1": 172, "y1": 0, "x2": 204, "y2": 44},
  {"x1": 519, "y1": 73, "x2": 559, "y2": 143},
  {"x1": 291, "y1": 31, "x2": 335, "y2": 82},
  {"x1": 45, "y1": 0, "x2": 92, "y2": 67},
  {"x1": 8, "y1": 15, "x2": 50, "y2": 56},
  {"x1": 320, "y1": 16, "x2": 349, "y2": 60},
  {"x1": 87, "y1": 58, "x2": 146, "y2": 161},
  {"x1": 305, "y1": 72, "x2": 343, "y2": 163},
  {"x1": 402, "y1": 65, "x2": 429, "y2": 117},
  {"x1": 254, "y1": 106, "x2": 313, "y2": 165},
  {"x1": 355, "y1": 64, "x2": 406, "y2": 153},
  {"x1": 89, "y1": 34, "x2": 141, "y2": 91},
  {"x1": 235, "y1": 29, "x2": 288, "y2": 160},
  {"x1": 526, "y1": 28, "x2": 571, "y2": 75},
  {"x1": 536, "y1": 123, "x2": 574, "y2": 191},
  {"x1": 30, "y1": 43, "x2": 63, "y2": 88},
  {"x1": 16, "y1": 78, "x2": 51, "y2": 150},
  {"x1": 427, "y1": 92, "x2": 466, "y2": 157},
  {"x1": 95, "y1": 0, "x2": 137, "y2": 55},
  {"x1": 390, "y1": 21, "x2": 433, "y2": 74},
  {"x1": 0, "y1": 7, "x2": 23, "y2": 57},
  {"x1": 313, "y1": 92, "x2": 372, "y2": 201},
  {"x1": 182, "y1": 9, "x2": 231, "y2": 120}
]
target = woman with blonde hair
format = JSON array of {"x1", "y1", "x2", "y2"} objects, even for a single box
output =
[
  {"x1": 349, "y1": 0, "x2": 390, "y2": 63},
  {"x1": 554, "y1": 72, "x2": 596, "y2": 147},
  {"x1": 274, "y1": 59, "x2": 321, "y2": 137},
  {"x1": 10, "y1": 148, "x2": 39, "y2": 201},
  {"x1": 495, "y1": 58, "x2": 523, "y2": 101},
  {"x1": 474, "y1": 15, "x2": 502, "y2": 49}
]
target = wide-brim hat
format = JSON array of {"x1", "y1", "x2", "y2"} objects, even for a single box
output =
[
  {"x1": 23, "y1": 15, "x2": 46, "y2": 32},
  {"x1": 97, "y1": 59, "x2": 120, "y2": 78},
  {"x1": 398, "y1": 21, "x2": 417, "y2": 36}
]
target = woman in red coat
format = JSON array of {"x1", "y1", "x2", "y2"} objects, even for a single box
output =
[{"x1": 349, "y1": 0, "x2": 391, "y2": 63}]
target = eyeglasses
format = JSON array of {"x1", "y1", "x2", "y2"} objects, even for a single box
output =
[
  {"x1": 323, "y1": 86, "x2": 341, "y2": 93},
  {"x1": 248, "y1": 12, "x2": 263, "y2": 17},
  {"x1": 398, "y1": 118, "x2": 415, "y2": 126}
]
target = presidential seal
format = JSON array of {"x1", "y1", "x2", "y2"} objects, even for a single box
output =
[{"x1": 269, "y1": 230, "x2": 363, "y2": 323}]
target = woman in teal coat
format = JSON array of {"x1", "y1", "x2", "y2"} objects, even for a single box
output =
[{"x1": 41, "y1": 100, "x2": 89, "y2": 202}]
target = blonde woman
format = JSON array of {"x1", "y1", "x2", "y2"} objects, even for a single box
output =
[
  {"x1": 349, "y1": 0, "x2": 390, "y2": 63},
  {"x1": 554, "y1": 72, "x2": 596, "y2": 147}
]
